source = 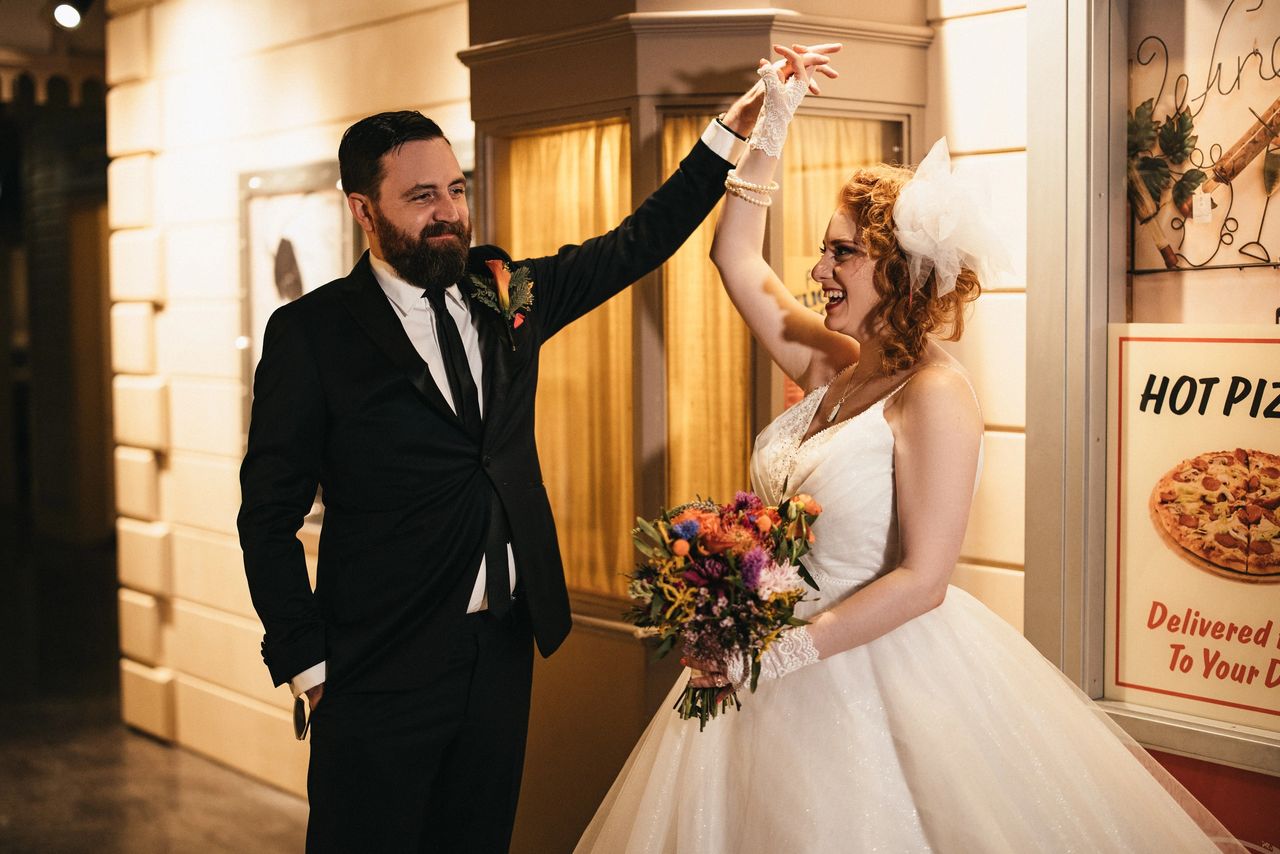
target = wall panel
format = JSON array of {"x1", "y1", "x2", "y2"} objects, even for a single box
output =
[
  {"x1": 926, "y1": 10, "x2": 1027, "y2": 153},
  {"x1": 117, "y1": 517, "x2": 171, "y2": 595},
  {"x1": 107, "y1": 0, "x2": 474, "y2": 798},
  {"x1": 110, "y1": 302, "x2": 157, "y2": 373},
  {"x1": 174, "y1": 675, "x2": 307, "y2": 796}
]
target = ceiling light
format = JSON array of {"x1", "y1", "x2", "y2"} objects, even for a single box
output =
[{"x1": 53, "y1": 1, "x2": 94, "y2": 30}]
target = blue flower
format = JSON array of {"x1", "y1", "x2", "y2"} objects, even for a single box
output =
[{"x1": 672, "y1": 519, "x2": 701, "y2": 541}]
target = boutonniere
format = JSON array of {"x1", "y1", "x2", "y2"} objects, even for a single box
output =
[{"x1": 467, "y1": 260, "x2": 534, "y2": 349}]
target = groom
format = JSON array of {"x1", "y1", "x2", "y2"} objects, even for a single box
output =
[{"x1": 238, "y1": 54, "x2": 830, "y2": 852}]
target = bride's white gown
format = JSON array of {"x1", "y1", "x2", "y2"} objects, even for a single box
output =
[{"x1": 576, "y1": 372, "x2": 1242, "y2": 853}]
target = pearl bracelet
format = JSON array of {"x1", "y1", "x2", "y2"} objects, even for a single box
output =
[
  {"x1": 725, "y1": 185, "x2": 772, "y2": 207},
  {"x1": 725, "y1": 168, "x2": 779, "y2": 195}
]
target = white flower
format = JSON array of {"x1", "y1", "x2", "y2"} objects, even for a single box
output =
[{"x1": 754, "y1": 560, "x2": 805, "y2": 600}]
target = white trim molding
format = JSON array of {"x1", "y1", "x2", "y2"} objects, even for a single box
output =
[{"x1": 460, "y1": 9, "x2": 932, "y2": 66}]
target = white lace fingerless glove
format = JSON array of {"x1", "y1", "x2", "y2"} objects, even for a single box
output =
[
  {"x1": 724, "y1": 626, "x2": 820, "y2": 688},
  {"x1": 749, "y1": 63, "x2": 809, "y2": 157}
]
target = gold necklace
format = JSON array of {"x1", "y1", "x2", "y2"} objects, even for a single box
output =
[{"x1": 825, "y1": 368, "x2": 875, "y2": 424}]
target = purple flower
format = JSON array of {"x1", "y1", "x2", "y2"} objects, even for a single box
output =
[
  {"x1": 733, "y1": 491, "x2": 764, "y2": 512},
  {"x1": 671, "y1": 519, "x2": 701, "y2": 541},
  {"x1": 682, "y1": 556, "x2": 728, "y2": 587},
  {"x1": 740, "y1": 547, "x2": 770, "y2": 590}
]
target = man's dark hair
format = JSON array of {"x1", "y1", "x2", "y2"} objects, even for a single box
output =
[{"x1": 338, "y1": 111, "x2": 449, "y2": 200}]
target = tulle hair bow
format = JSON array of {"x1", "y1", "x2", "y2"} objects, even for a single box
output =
[{"x1": 891, "y1": 138, "x2": 1012, "y2": 297}]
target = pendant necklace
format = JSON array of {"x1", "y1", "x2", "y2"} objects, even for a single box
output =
[{"x1": 825, "y1": 368, "x2": 875, "y2": 424}]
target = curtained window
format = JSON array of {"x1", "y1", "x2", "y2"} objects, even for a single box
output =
[
  {"x1": 662, "y1": 116, "x2": 754, "y2": 507},
  {"x1": 494, "y1": 119, "x2": 634, "y2": 598}
]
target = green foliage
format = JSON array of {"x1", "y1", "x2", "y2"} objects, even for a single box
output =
[
  {"x1": 1127, "y1": 100, "x2": 1210, "y2": 221},
  {"x1": 1264, "y1": 150, "x2": 1280, "y2": 197},
  {"x1": 1135, "y1": 155, "x2": 1172, "y2": 203},
  {"x1": 1128, "y1": 99, "x2": 1157, "y2": 158},
  {"x1": 1157, "y1": 108, "x2": 1197, "y2": 163},
  {"x1": 1171, "y1": 169, "x2": 1207, "y2": 210},
  {"x1": 505, "y1": 266, "x2": 534, "y2": 315}
]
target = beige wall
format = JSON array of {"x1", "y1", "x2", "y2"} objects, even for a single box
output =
[
  {"x1": 106, "y1": 0, "x2": 472, "y2": 795},
  {"x1": 928, "y1": 0, "x2": 1029, "y2": 632}
]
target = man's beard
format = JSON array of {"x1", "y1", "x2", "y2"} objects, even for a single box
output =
[{"x1": 372, "y1": 207, "x2": 471, "y2": 291}]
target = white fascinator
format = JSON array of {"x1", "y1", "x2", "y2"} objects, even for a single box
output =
[{"x1": 892, "y1": 138, "x2": 1012, "y2": 296}]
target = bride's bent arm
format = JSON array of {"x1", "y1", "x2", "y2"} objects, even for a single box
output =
[
  {"x1": 709, "y1": 55, "x2": 854, "y2": 389},
  {"x1": 804, "y1": 367, "x2": 983, "y2": 659}
]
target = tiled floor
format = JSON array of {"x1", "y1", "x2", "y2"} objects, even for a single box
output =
[
  {"x1": 0, "y1": 517, "x2": 307, "y2": 853},
  {"x1": 0, "y1": 696, "x2": 308, "y2": 853}
]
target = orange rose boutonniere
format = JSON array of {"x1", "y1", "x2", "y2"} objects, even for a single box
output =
[{"x1": 467, "y1": 260, "x2": 534, "y2": 349}]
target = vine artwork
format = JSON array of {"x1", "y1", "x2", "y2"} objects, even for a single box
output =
[{"x1": 1128, "y1": 0, "x2": 1280, "y2": 274}]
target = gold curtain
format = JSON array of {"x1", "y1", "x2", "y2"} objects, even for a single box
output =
[
  {"x1": 783, "y1": 115, "x2": 887, "y2": 305},
  {"x1": 662, "y1": 116, "x2": 754, "y2": 506},
  {"x1": 780, "y1": 116, "x2": 891, "y2": 405},
  {"x1": 495, "y1": 120, "x2": 633, "y2": 598}
]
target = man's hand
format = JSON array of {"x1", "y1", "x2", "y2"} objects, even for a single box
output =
[
  {"x1": 720, "y1": 42, "x2": 843, "y2": 138},
  {"x1": 305, "y1": 682, "x2": 324, "y2": 711}
]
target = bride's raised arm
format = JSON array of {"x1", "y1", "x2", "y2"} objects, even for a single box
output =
[{"x1": 710, "y1": 45, "x2": 855, "y2": 390}]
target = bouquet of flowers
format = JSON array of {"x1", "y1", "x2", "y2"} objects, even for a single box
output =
[{"x1": 625, "y1": 491, "x2": 822, "y2": 729}]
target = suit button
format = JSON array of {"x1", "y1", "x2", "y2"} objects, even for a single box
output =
[{"x1": 483, "y1": 456, "x2": 493, "y2": 468}]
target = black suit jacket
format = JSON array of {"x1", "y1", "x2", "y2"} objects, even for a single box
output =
[{"x1": 239, "y1": 139, "x2": 732, "y2": 692}]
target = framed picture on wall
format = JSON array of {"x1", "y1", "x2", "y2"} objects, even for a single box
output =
[
  {"x1": 239, "y1": 161, "x2": 363, "y2": 528},
  {"x1": 240, "y1": 161, "x2": 361, "y2": 379}
]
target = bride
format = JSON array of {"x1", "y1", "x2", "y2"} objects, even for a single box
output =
[{"x1": 575, "y1": 46, "x2": 1243, "y2": 853}]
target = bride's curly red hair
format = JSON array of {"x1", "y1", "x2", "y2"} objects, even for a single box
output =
[{"x1": 837, "y1": 164, "x2": 982, "y2": 375}]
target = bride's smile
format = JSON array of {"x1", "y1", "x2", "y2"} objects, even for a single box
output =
[{"x1": 812, "y1": 211, "x2": 876, "y2": 336}]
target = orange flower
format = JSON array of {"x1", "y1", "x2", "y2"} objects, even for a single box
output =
[
  {"x1": 671, "y1": 508, "x2": 717, "y2": 530},
  {"x1": 513, "y1": 313, "x2": 525, "y2": 329},
  {"x1": 485, "y1": 259, "x2": 511, "y2": 310},
  {"x1": 702, "y1": 521, "x2": 756, "y2": 554},
  {"x1": 755, "y1": 514, "x2": 773, "y2": 533},
  {"x1": 672, "y1": 539, "x2": 690, "y2": 557},
  {"x1": 794, "y1": 494, "x2": 822, "y2": 516}
]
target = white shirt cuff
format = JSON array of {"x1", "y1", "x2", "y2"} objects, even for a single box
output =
[
  {"x1": 701, "y1": 119, "x2": 749, "y2": 165},
  {"x1": 289, "y1": 661, "x2": 326, "y2": 697}
]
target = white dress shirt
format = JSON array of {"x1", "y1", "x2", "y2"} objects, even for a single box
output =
[{"x1": 290, "y1": 118, "x2": 745, "y2": 696}]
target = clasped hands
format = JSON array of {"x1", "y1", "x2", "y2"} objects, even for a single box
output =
[
  {"x1": 719, "y1": 42, "x2": 843, "y2": 137},
  {"x1": 683, "y1": 650, "x2": 739, "y2": 704}
]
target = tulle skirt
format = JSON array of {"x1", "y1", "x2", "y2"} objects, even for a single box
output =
[{"x1": 575, "y1": 586, "x2": 1243, "y2": 854}]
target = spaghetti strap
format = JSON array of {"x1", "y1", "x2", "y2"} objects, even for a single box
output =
[{"x1": 883, "y1": 362, "x2": 983, "y2": 416}]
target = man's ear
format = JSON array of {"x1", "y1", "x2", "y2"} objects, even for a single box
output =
[{"x1": 347, "y1": 194, "x2": 376, "y2": 235}]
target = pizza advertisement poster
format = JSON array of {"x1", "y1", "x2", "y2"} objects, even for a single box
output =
[{"x1": 1106, "y1": 324, "x2": 1280, "y2": 732}]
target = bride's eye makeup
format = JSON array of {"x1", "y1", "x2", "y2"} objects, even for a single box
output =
[{"x1": 821, "y1": 240, "x2": 860, "y2": 260}]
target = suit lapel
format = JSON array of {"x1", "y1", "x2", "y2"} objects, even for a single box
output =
[
  {"x1": 460, "y1": 277, "x2": 509, "y2": 436},
  {"x1": 337, "y1": 253, "x2": 465, "y2": 429}
]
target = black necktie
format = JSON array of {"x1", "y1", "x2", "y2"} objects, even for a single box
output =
[
  {"x1": 422, "y1": 285, "x2": 511, "y2": 617},
  {"x1": 422, "y1": 285, "x2": 482, "y2": 440}
]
